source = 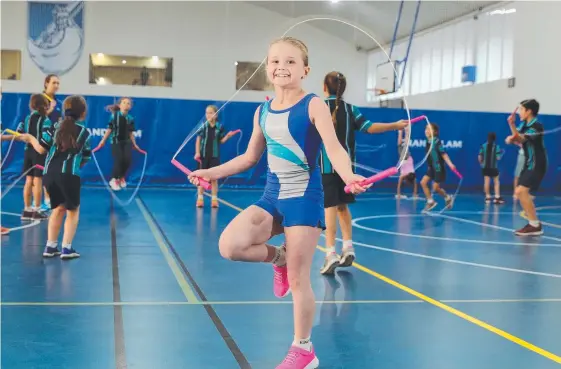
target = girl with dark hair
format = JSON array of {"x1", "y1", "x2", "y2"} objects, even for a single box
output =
[
  {"x1": 39, "y1": 74, "x2": 62, "y2": 212},
  {"x1": 16, "y1": 94, "x2": 51, "y2": 220},
  {"x1": 319, "y1": 71, "x2": 408, "y2": 275},
  {"x1": 23, "y1": 95, "x2": 92, "y2": 259},
  {"x1": 95, "y1": 97, "x2": 142, "y2": 190},
  {"x1": 478, "y1": 132, "x2": 505, "y2": 204},
  {"x1": 420, "y1": 123, "x2": 457, "y2": 212},
  {"x1": 506, "y1": 99, "x2": 548, "y2": 236},
  {"x1": 194, "y1": 104, "x2": 237, "y2": 208}
]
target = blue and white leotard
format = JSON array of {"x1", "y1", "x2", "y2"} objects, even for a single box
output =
[{"x1": 254, "y1": 93, "x2": 326, "y2": 229}]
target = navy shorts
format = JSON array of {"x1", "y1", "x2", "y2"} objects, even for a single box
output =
[
  {"x1": 426, "y1": 167, "x2": 446, "y2": 184},
  {"x1": 254, "y1": 193, "x2": 326, "y2": 230},
  {"x1": 518, "y1": 167, "x2": 546, "y2": 193}
]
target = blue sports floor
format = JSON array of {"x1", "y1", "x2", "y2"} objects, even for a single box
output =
[{"x1": 2, "y1": 187, "x2": 561, "y2": 369}]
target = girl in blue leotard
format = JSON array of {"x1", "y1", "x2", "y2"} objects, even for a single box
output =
[{"x1": 188, "y1": 37, "x2": 369, "y2": 369}]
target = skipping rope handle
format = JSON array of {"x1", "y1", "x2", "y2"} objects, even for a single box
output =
[
  {"x1": 171, "y1": 159, "x2": 212, "y2": 190},
  {"x1": 342, "y1": 115, "x2": 426, "y2": 194},
  {"x1": 344, "y1": 167, "x2": 398, "y2": 194}
]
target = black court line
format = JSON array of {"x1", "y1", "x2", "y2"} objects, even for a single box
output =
[
  {"x1": 110, "y1": 197, "x2": 127, "y2": 369},
  {"x1": 137, "y1": 196, "x2": 251, "y2": 369}
]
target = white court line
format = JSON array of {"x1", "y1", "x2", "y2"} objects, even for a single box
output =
[
  {"x1": 0, "y1": 212, "x2": 40, "y2": 233},
  {"x1": 433, "y1": 213, "x2": 561, "y2": 243},
  {"x1": 352, "y1": 214, "x2": 561, "y2": 247},
  {"x1": 331, "y1": 235, "x2": 561, "y2": 279},
  {"x1": 211, "y1": 197, "x2": 561, "y2": 279},
  {"x1": 447, "y1": 210, "x2": 561, "y2": 215},
  {"x1": 2, "y1": 298, "x2": 561, "y2": 306}
]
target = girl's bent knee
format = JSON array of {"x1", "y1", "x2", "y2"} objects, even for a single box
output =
[{"x1": 218, "y1": 234, "x2": 244, "y2": 260}]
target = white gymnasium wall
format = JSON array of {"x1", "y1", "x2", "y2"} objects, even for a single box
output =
[
  {"x1": 367, "y1": 1, "x2": 561, "y2": 115},
  {"x1": 1, "y1": 1, "x2": 367, "y2": 104}
]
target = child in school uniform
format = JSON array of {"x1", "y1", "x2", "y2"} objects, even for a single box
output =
[
  {"x1": 194, "y1": 105, "x2": 236, "y2": 208},
  {"x1": 16, "y1": 94, "x2": 51, "y2": 221},
  {"x1": 420, "y1": 123, "x2": 457, "y2": 212},
  {"x1": 95, "y1": 97, "x2": 142, "y2": 190},
  {"x1": 22, "y1": 95, "x2": 92, "y2": 259},
  {"x1": 478, "y1": 132, "x2": 505, "y2": 204}
]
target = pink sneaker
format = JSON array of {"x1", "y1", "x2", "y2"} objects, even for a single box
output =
[
  {"x1": 276, "y1": 345, "x2": 319, "y2": 369},
  {"x1": 273, "y1": 264, "x2": 290, "y2": 298}
]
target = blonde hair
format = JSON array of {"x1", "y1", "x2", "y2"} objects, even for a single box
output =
[
  {"x1": 269, "y1": 37, "x2": 309, "y2": 66},
  {"x1": 206, "y1": 105, "x2": 218, "y2": 122}
]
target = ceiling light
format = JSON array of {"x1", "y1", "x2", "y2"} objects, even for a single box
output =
[{"x1": 122, "y1": 60, "x2": 127, "y2": 64}]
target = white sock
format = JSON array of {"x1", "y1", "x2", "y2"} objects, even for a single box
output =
[
  {"x1": 272, "y1": 245, "x2": 286, "y2": 266},
  {"x1": 197, "y1": 194, "x2": 203, "y2": 200},
  {"x1": 25, "y1": 206, "x2": 33, "y2": 212},
  {"x1": 427, "y1": 199, "x2": 435, "y2": 204},
  {"x1": 62, "y1": 243, "x2": 72, "y2": 249},
  {"x1": 46, "y1": 240, "x2": 57, "y2": 248},
  {"x1": 325, "y1": 246, "x2": 336, "y2": 254},
  {"x1": 212, "y1": 195, "x2": 217, "y2": 201},
  {"x1": 293, "y1": 337, "x2": 312, "y2": 351},
  {"x1": 342, "y1": 239, "x2": 352, "y2": 249},
  {"x1": 529, "y1": 220, "x2": 540, "y2": 227}
]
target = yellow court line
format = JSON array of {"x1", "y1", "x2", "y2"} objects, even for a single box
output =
[
  {"x1": 316, "y1": 245, "x2": 561, "y2": 364},
  {"x1": 520, "y1": 210, "x2": 561, "y2": 230},
  {"x1": 197, "y1": 195, "x2": 561, "y2": 363},
  {"x1": 136, "y1": 198, "x2": 198, "y2": 303}
]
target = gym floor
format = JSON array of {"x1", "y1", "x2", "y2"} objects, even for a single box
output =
[{"x1": 2, "y1": 188, "x2": 561, "y2": 369}]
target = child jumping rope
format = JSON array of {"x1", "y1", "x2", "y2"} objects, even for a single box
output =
[
  {"x1": 478, "y1": 132, "x2": 505, "y2": 204},
  {"x1": 318, "y1": 71, "x2": 408, "y2": 275},
  {"x1": 506, "y1": 99, "x2": 548, "y2": 235},
  {"x1": 21, "y1": 95, "x2": 92, "y2": 259},
  {"x1": 16, "y1": 94, "x2": 51, "y2": 221},
  {"x1": 421, "y1": 123, "x2": 457, "y2": 212},
  {"x1": 95, "y1": 97, "x2": 142, "y2": 190},
  {"x1": 188, "y1": 37, "x2": 368, "y2": 369},
  {"x1": 396, "y1": 128, "x2": 418, "y2": 200},
  {"x1": 194, "y1": 105, "x2": 236, "y2": 208}
]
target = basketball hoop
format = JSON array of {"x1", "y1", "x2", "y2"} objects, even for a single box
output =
[{"x1": 366, "y1": 88, "x2": 388, "y2": 96}]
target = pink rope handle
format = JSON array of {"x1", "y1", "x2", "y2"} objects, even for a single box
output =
[
  {"x1": 452, "y1": 168, "x2": 463, "y2": 179},
  {"x1": 230, "y1": 129, "x2": 241, "y2": 135},
  {"x1": 344, "y1": 167, "x2": 398, "y2": 193},
  {"x1": 409, "y1": 115, "x2": 426, "y2": 124},
  {"x1": 35, "y1": 165, "x2": 44, "y2": 170},
  {"x1": 171, "y1": 159, "x2": 211, "y2": 190}
]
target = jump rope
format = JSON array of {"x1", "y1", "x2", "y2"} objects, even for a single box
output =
[
  {"x1": 88, "y1": 100, "x2": 149, "y2": 207},
  {"x1": 170, "y1": 17, "x2": 422, "y2": 195},
  {"x1": 0, "y1": 116, "x2": 150, "y2": 207},
  {"x1": 3, "y1": 19, "x2": 558, "y2": 207}
]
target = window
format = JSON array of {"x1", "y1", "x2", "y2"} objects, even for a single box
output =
[
  {"x1": 1, "y1": 50, "x2": 22, "y2": 80},
  {"x1": 366, "y1": 2, "x2": 516, "y2": 102},
  {"x1": 89, "y1": 54, "x2": 173, "y2": 87},
  {"x1": 235, "y1": 62, "x2": 272, "y2": 91}
]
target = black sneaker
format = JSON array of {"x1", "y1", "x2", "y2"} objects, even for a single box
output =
[
  {"x1": 515, "y1": 223, "x2": 543, "y2": 236},
  {"x1": 21, "y1": 210, "x2": 34, "y2": 220},
  {"x1": 493, "y1": 197, "x2": 505, "y2": 204},
  {"x1": 32, "y1": 211, "x2": 49, "y2": 220}
]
